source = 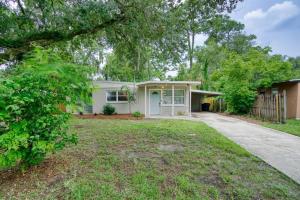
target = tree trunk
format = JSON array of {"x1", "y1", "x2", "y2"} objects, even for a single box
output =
[{"x1": 187, "y1": 30, "x2": 195, "y2": 70}]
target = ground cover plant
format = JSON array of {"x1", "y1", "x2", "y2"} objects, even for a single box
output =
[{"x1": 1, "y1": 119, "x2": 299, "y2": 199}]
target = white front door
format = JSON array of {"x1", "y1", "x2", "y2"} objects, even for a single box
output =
[{"x1": 150, "y1": 90, "x2": 161, "y2": 115}]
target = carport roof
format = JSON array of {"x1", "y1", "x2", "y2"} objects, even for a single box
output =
[{"x1": 191, "y1": 90, "x2": 222, "y2": 96}]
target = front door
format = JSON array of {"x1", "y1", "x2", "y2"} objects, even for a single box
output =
[{"x1": 150, "y1": 90, "x2": 161, "y2": 115}]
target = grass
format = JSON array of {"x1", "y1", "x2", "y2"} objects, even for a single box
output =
[
  {"x1": 263, "y1": 119, "x2": 300, "y2": 137},
  {"x1": 1, "y1": 118, "x2": 300, "y2": 199}
]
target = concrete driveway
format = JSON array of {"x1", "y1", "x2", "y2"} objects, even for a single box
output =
[{"x1": 192, "y1": 112, "x2": 300, "y2": 184}]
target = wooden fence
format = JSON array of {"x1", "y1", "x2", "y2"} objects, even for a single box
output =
[{"x1": 250, "y1": 92, "x2": 286, "y2": 123}]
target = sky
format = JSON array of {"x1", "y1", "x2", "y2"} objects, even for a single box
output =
[
  {"x1": 230, "y1": 0, "x2": 300, "y2": 57},
  {"x1": 172, "y1": 0, "x2": 300, "y2": 77},
  {"x1": 195, "y1": 0, "x2": 300, "y2": 57}
]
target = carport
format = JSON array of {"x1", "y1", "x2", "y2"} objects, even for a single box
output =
[{"x1": 191, "y1": 90, "x2": 222, "y2": 112}]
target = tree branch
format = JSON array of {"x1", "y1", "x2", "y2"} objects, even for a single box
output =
[
  {"x1": 16, "y1": 0, "x2": 26, "y2": 15},
  {"x1": 0, "y1": 14, "x2": 126, "y2": 62}
]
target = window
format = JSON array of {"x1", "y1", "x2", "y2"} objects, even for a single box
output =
[
  {"x1": 118, "y1": 91, "x2": 128, "y2": 102},
  {"x1": 174, "y1": 90, "x2": 184, "y2": 104},
  {"x1": 162, "y1": 90, "x2": 172, "y2": 104},
  {"x1": 162, "y1": 89, "x2": 185, "y2": 105},
  {"x1": 106, "y1": 91, "x2": 128, "y2": 102},
  {"x1": 106, "y1": 91, "x2": 117, "y2": 102}
]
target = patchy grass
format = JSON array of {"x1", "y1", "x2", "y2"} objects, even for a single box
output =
[
  {"x1": 263, "y1": 120, "x2": 300, "y2": 137},
  {"x1": 1, "y1": 119, "x2": 299, "y2": 199}
]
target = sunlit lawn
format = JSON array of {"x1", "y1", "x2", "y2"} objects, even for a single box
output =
[
  {"x1": 263, "y1": 119, "x2": 300, "y2": 137},
  {"x1": 1, "y1": 119, "x2": 299, "y2": 199}
]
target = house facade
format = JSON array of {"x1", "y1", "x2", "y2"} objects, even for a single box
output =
[{"x1": 92, "y1": 81, "x2": 221, "y2": 117}]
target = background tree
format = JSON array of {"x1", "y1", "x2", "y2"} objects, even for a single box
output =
[
  {"x1": 211, "y1": 48, "x2": 292, "y2": 113},
  {"x1": 288, "y1": 56, "x2": 300, "y2": 78}
]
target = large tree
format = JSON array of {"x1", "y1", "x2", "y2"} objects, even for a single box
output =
[
  {"x1": 179, "y1": 2, "x2": 242, "y2": 70},
  {"x1": 0, "y1": 0, "x2": 242, "y2": 66}
]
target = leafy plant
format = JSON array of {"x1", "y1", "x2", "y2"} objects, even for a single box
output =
[
  {"x1": 0, "y1": 47, "x2": 92, "y2": 170},
  {"x1": 132, "y1": 111, "x2": 142, "y2": 118},
  {"x1": 102, "y1": 104, "x2": 115, "y2": 115},
  {"x1": 211, "y1": 48, "x2": 292, "y2": 114}
]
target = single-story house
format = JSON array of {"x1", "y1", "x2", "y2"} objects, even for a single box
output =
[
  {"x1": 258, "y1": 79, "x2": 300, "y2": 119},
  {"x1": 92, "y1": 81, "x2": 222, "y2": 117}
]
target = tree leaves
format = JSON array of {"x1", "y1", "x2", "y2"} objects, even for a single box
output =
[{"x1": 0, "y1": 47, "x2": 92, "y2": 169}]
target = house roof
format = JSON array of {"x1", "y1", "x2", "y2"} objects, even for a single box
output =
[
  {"x1": 285, "y1": 79, "x2": 300, "y2": 83},
  {"x1": 93, "y1": 81, "x2": 135, "y2": 89},
  {"x1": 191, "y1": 90, "x2": 223, "y2": 96},
  {"x1": 94, "y1": 80, "x2": 202, "y2": 88},
  {"x1": 273, "y1": 79, "x2": 300, "y2": 85},
  {"x1": 136, "y1": 81, "x2": 202, "y2": 86}
]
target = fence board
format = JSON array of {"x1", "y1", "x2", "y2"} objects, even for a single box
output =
[{"x1": 251, "y1": 93, "x2": 286, "y2": 123}]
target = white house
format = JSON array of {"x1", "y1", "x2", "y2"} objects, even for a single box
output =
[{"x1": 92, "y1": 81, "x2": 222, "y2": 117}]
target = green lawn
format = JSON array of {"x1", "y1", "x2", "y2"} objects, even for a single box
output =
[
  {"x1": 263, "y1": 119, "x2": 300, "y2": 137},
  {"x1": 1, "y1": 119, "x2": 300, "y2": 199}
]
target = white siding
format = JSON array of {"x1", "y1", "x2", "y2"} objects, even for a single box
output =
[{"x1": 92, "y1": 81, "x2": 191, "y2": 116}]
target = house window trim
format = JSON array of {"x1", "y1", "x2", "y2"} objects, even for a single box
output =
[
  {"x1": 106, "y1": 90, "x2": 128, "y2": 103},
  {"x1": 161, "y1": 89, "x2": 185, "y2": 106}
]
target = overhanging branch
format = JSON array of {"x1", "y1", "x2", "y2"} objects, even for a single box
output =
[{"x1": 0, "y1": 14, "x2": 126, "y2": 62}]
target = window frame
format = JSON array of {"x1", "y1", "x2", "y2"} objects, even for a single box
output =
[
  {"x1": 161, "y1": 89, "x2": 185, "y2": 106},
  {"x1": 106, "y1": 90, "x2": 128, "y2": 103}
]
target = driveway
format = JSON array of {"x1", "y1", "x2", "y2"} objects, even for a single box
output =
[{"x1": 192, "y1": 112, "x2": 300, "y2": 184}]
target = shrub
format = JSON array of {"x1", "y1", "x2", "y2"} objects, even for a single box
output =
[
  {"x1": 103, "y1": 104, "x2": 115, "y2": 115},
  {"x1": 0, "y1": 47, "x2": 92, "y2": 170},
  {"x1": 132, "y1": 111, "x2": 141, "y2": 118},
  {"x1": 223, "y1": 82, "x2": 256, "y2": 114}
]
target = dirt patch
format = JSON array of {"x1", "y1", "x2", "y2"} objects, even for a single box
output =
[
  {"x1": 196, "y1": 170, "x2": 225, "y2": 188},
  {"x1": 76, "y1": 114, "x2": 144, "y2": 120},
  {"x1": 0, "y1": 155, "x2": 71, "y2": 199},
  {"x1": 158, "y1": 144, "x2": 184, "y2": 152}
]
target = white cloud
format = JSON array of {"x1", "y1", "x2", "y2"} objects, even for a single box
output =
[{"x1": 243, "y1": 1, "x2": 299, "y2": 32}]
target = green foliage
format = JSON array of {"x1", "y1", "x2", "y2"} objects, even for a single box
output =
[
  {"x1": 288, "y1": 56, "x2": 300, "y2": 78},
  {"x1": 132, "y1": 111, "x2": 142, "y2": 118},
  {"x1": 0, "y1": 47, "x2": 92, "y2": 169},
  {"x1": 212, "y1": 48, "x2": 292, "y2": 113},
  {"x1": 223, "y1": 83, "x2": 256, "y2": 114},
  {"x1": 102, "y1": 104, "x2": 115, "y2": 115}
]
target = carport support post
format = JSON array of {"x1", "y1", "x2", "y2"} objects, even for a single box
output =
[
  {"x1": 189, "y1": 84, "x2": 192, "y2": 116},
  {"x1": 172, "y1": 85, "x2": 175, "y2": 116},
  {"x1": 144, "y1": 85, "x2": 147, "y2": 117}
]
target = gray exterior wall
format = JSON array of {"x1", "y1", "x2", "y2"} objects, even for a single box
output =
[
  {"x1": 92, "y1": 81, "x2": 191, "y2": 116},
  {"x1": 92, "y1": 81, "x2": 143, "y2": 114}
]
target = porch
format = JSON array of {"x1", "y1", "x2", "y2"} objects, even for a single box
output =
[{"x1": 136, "y1": 81, "x2": 222, "y2": 117}]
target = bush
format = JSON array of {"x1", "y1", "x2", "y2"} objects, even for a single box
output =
[
  {"x1": 103, "y1": 104, "x2": 115, "y2": 115},
  {"x1": 223, "y1": 82, "x2": 256, "y2": 114},
  {"x1": 132, "y1": 111, "x2": 141, "y2": 118},
  {"x1": 0, "y1": 47, "x2": 92, "y2": 170}
]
